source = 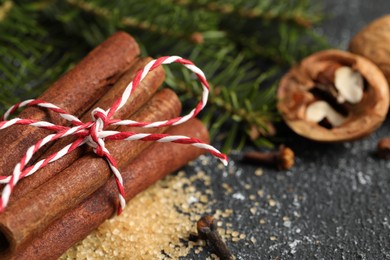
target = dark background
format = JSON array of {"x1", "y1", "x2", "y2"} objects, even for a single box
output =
[{"x1": 186, "y1": 1, "x2": 390, "y2": 259}]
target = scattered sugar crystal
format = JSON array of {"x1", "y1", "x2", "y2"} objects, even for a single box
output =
[
  {"x1": 250, "y1": 207, "x2": 257, "y2": 215},
  {"x1": 254, "y1": 168, "x2": 263, "y2": 176},
  {"x1": 232, "y1": 192, "x2": 245, "y2": 200},
  {"x1": 283, "y1": 220, "x2": 292, "y2": 228},
  {"x1": 268, "y1": 199, "x2": 277, "y2": 207}
]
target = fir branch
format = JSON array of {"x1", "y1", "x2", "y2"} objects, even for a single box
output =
[
  {"x1": 59, "y1": 0, "x2": 327, "y2": 66},
  {"x1": 164, "y1": 48, "x2": 279, "y2": 151},
  {"x1": 0, "y1": 0, "x2": 87, "y2": 112},
  {"x1": 0, "y1": 0, "x2": 328, "y2": 150},
  {"x1": 66, "y1": 0, "x2": 206, "y2": 44},
  {"x1": 165, "y1": 0, "x2": 322, "y2": 28},
  {"x1": 0, "y1": 2, "x2": 58, "y2": 110},
  {"x1": 235, "y1": 23, "x2": 329, "y2": 66}
]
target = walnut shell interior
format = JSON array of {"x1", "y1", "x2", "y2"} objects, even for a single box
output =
[{"x1": 277, "y1": 49, "x2": 389, "y2": 142}]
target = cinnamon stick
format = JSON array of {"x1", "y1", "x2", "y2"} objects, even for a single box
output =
[
  {"x1": 0, "y1": 32, "x2": 140, "y2": 177},
  {"x1": 13, "y1": 118, "x2": 209, "y2": 260},
  {"x1": 0, "y1": 88, "x2": 181, "y2": 256},
  {"x1": 9, "y1": 57, "x2": 165, "y2": 202}
]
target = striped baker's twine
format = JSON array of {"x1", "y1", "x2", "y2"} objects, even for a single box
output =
[{"x1": 0, "y1": 56, "x2": 228, "y2": 215}]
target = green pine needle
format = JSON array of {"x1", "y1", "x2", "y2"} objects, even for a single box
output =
[{"x1": 0, "y1": 0, "x2": 329, "y2": 152}]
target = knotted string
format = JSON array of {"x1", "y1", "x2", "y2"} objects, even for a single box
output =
[{"x1": 0, "y1": 56, "x2": 228, "y2": 215}]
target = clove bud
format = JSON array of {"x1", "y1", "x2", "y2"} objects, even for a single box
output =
[
  {"x1": 376, "y1": 138, "x2": 390, "y2": 159},
  {"x1": 196, "y1": 215, "x2": 234, "y2": 260},
  {"x1": 242, "y1": 145, "x2": 295, "y2": 170}
]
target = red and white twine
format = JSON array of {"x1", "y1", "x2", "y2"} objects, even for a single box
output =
[{"x1": 0, "y1": 56, "x2": 228, "y2": 215}]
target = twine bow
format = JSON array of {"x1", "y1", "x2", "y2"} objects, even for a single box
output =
[{"x1": 0, "y1": 56, "x2": 228, "y2": 215}]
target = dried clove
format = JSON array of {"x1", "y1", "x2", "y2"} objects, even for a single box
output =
[
  {"x1": 243, "y1": 145, "x2": 295, "y2": 170},
  {"x1": 376, "y1": 138, "x2": 390, "y2": 159},
  {"x1": 196, "y1": 215, "x2": 234, "y2": 260}
]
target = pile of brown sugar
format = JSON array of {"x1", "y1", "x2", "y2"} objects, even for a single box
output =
[{"x1": 61, "y1": 163, "x2": 245, "y2": 259}]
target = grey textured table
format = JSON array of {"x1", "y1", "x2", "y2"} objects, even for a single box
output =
[{"x1": 185, "y1": 1, "x2": 390, "y2": 259}]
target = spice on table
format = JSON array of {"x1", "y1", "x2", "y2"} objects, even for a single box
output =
[
  {"x1": 0, "y1": 32, "x2": 139, "y2": 177},
  {"x1": 9, "y1": 57, "x2": 165, "y2": 203},
  {"x1": 0, "y1": 89, "x2": 182, "y2": 256},
  {"x1": 242, "y1": 145, "x2": 295, "y2": 170},
  {"x1": 13, "y1": 118, "x2": 210, "y2": 259},
  {"x1": 196, "y1": 215, "x2": 234, "y2": 260},
  {"x1": 376, "y1": 138, "x2": 390, "y2": 159}
]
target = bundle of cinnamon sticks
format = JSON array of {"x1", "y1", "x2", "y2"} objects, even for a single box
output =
[{"x1": 0, "y1": 32, "x2": 210, "y2": 259}]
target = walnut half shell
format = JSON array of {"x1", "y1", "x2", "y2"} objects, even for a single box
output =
[
  {"x1": 349, "y1": 15, "x2": 390, "y2": 85},
  {"x1": 277, "y1": 49, "x2": 389, "y2": 142}
]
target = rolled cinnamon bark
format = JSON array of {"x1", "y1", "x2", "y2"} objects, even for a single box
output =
[
  {"x1": 0, "y1": 31, "x2": 140, "y2": 177},
  {"x1": 0, "y1": 88, "x2": 181, "y2": 256},
  {"x1": 13, "y1": 118, "x2": 209, "y2": 260},
  {"x1": 9, "y1": 57, "x2": 165, "y2": 202}
]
